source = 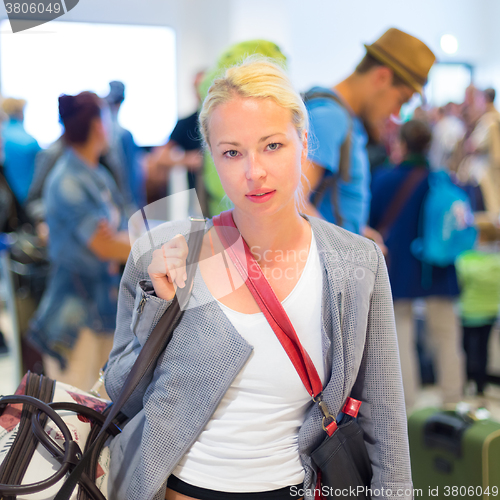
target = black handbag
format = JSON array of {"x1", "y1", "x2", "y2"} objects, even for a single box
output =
[
  {"x1": 0, "y1": 217, "x2": 206, "y2": 500},
  {"x1": 310, "y1": 413, "x2": 372, "y2": 499},
  {"x1": 213, "y1": 210, "x2": 373, "y2": 499}
]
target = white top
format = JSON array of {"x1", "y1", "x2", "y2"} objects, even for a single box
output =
[{"x1": 173, "y1": 232, "x2": 325, "y2": 492}]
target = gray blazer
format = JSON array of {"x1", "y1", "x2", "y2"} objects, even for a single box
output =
[{"x1": 104, "y1": 216, "x2": 413, "y2": 500}]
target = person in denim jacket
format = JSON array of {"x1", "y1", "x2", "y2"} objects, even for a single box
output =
[
  {"x1": 105, "y1": 59, "x2": 412, "y2": 500},
  {"x1": 28, "y1": 92, "x2": 131, "y2": 390}
]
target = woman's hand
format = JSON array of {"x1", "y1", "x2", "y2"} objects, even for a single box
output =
[
  {"x1": 88, "y1": 219, "x2": 131, "y2": 263},
  {"x1": 147, "y1": 234, "x2": 189, "y2": 301},
  {"x1": 363, "y1": 226, "x2": 388, "y2": 257}
]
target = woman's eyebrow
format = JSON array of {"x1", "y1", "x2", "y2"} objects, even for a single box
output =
[
  {"x1": 217, "y1": 140, "x2": 240, "y2": 147},
  {"x1": 259, "y1": 133, "x2": 284, "y2": 142},
  {"x1": 216, "y1": 133, "x2": 285, "y2": 147}
]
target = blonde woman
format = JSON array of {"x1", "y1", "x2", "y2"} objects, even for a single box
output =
[{"x1": 105, "y1": 58, "x2": 412, "y2": 500}]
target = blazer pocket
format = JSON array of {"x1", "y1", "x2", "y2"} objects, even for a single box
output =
[
  {"x1": 130, "y1": 282, "x2": 146, "y2": 336},
  {"x1": 130, "y1": 281, "x2": 173, "y2": 346}
]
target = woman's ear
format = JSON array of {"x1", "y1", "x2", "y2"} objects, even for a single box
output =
[
  {"x1": 87, "y1": 117, "x2": 100, "y2": 141},
  {"x1": 301, "y1": 130, "x2": 308, "y2": 161}
]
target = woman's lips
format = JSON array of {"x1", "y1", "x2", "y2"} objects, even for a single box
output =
[{"x1": 245, "y1": 190, "x2": 276, "y2": 203}]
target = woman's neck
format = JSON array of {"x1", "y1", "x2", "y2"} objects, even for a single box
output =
[
  {"x1": 231, "y1": 205, "x2": 310, "y2": 263},
  {"x1": 71, "y1": 143, "x2": 100, "y2": 168}
]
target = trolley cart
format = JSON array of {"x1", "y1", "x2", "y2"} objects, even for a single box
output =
[{"x1": 0, "y1": 233, "x2": 23, "y2": 385}]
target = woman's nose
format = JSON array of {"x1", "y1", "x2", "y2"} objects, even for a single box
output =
[{"x1": 245, "y1": 153, "x2": 266, "y2": 181}]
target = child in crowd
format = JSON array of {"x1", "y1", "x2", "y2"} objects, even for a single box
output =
[{"x1": 456, "y1": 214, "x2": 500, "y2": 396}]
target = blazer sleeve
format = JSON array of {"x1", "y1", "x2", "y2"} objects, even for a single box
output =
[
  {"x1": 351, "y1": 242, "x2": 413, "y2": 499},
  {"x1": 104, "y1": 236, "x2": 174, "y2": 418}
]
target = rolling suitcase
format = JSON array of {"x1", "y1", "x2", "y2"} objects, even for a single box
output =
[{"x1": 408, "y1": 407, "x2": 500, "y2": 499}]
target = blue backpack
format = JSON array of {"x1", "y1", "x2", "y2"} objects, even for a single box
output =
[{"x1": 411, "y1": 170, "x2": 477, "y2": 268}]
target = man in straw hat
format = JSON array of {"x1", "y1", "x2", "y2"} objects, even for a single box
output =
[{"x1": 302, "y1": 28, "x2": 436, "y2": 239}]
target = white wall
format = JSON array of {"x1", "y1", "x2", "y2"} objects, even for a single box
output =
[
  {"x1": 0, "y1": 0, "x2": 233, "y2": 116},
  {"x1": 473, "y1": 0, "x2": 500, "y2": 99},
  {"x1": 229, "y1": 0, "x2": 499, "y2": 100},
  {"x1": 1, "y1": 0, "x2": 500, "y2": 117}
]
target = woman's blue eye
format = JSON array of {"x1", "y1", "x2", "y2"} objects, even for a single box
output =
[
  {"x1": 267, "y1": 143, "x2": 281, "y2": 151},
  {"x1": 224, "y1": 150, "x2": 239, "y2": 158}
]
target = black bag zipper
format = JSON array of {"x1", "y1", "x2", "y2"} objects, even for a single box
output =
[
  {"x1": 0, "y1": 371, "x2": 40, "y2": 499},
  {"x1": 0, "y1": 373, "x2": 55, "y2": 499},
  {"x1": 11, "y1": 375, "x2": 55, "y2": 489}
]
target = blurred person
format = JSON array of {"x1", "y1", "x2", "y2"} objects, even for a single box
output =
[
  {"x1": 144, "y1": 71, "x2": 205, "y2": 205},
  {"x1": 25, "y1": 136, "x2": 66, "y2": 227},
  {"x1": 197, "y1": 39, "x2": 287, "y2": 216},
  {"x1": 456, "y1": 213, "x2": 500, "y2": 397},
  {"x1": 412, "y1": 105, "x2": 432, "y2": 124},
  {"x1": 0, "y1": 107, "x2": 19, "y2": 232},
  {"x1": 26, "y1": 87, "x2": 137, "y2": 226},
  {"x1": 467, "y1": 88, "x2": 500, "y2": 216},
  {"x1": 302, "y1": 28, "x2": 435, "y2": 250},
  {"x1": 428, "y1": 103, "x2": 466, "y2": 171},
  {"x1": 1, "y1": 97, "x2": 41, "y2": 205},
  {"x1": 462, "y1": 84, "x2": 487, "y2": 130},
  {"x1": 105, "y1": 80, "x2": 144, "y2": 210},
  {"x1": 385, "y1": 116, "x2": 406, "y2": 166},
  {"x1": 27, "y1": 91, "x2": 131, "y2": 391},
  {"x1": 449, "y1": 93, "x2": 487, "y2": 212},
  {"x1": 364, "y1": 118, "x2": 390, "y2": 174},
  {"x1": 0, "y1": 111, "x2": 10, "y2": 355},
  {"x1": 370, "y1": 119, "x2": 464, "y2": 409}
]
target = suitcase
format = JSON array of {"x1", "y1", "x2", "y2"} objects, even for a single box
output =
[{"x1": 408, "y1": 407, "x2": 500, "y2": 499}]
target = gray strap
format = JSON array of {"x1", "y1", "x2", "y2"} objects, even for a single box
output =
[{"x1": 304, "y1": 90, "x2": 353, "y2": 226}]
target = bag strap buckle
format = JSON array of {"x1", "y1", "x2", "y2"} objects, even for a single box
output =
[{"x1": 314, "y1": 393, "x2": 338, "y2": 436}]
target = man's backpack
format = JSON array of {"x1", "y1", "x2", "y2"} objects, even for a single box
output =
[
  {"x1": 411, "y1": 170, "x2": 477, "y2": 269},
  {"x1": 303, "y1": 88, "x2": 352, "y2": 227}
]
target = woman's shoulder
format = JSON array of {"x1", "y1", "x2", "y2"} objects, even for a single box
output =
[
  {"x1": 43, "y1": 154, "x2": 83, "y2": 203},
  {"x1": 307, "y1": 216, "x2": 381, "y2": 274}
]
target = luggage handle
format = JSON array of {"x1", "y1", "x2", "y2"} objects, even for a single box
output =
[
  {"x1": 423, "y1": 412, "x2": 472, "y2": 458},
  {"x1": 0, "y1": 395, "x2": 80, "y2": 495}
]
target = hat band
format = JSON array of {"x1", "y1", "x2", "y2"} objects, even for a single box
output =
[{"x1": 371, "y1": 44, "x2": 428, "y2": 87}]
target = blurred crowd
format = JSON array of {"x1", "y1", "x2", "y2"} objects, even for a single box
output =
[
  {"x1": 371, "y1": 84, "x2": 500, "y2": 215},
  {"x1": 368, "y1": 86, "x2": 500, "y2": 408},
  {"x1": 0, "y1": 33, "x2": 499, "y2": 412}
]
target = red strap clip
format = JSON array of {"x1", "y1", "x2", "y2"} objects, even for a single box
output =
[
  {"x1": 315, "y1": 470, "x2": 325, "y2": 500},
  {"x1": 342, "y1": 397, "x2": 362, "y2": 418},
  {"x1": 324, "y1": 420, "x2": 338, "y2": 437}
]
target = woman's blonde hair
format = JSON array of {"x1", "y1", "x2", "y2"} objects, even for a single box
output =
[{"x1": 199, "y1": 56, "x2": 308, "y2": 148}]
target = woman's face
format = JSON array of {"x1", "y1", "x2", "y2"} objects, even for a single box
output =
[{"x1": 208, "y1": 95, "x2": 307, "y2": 219}]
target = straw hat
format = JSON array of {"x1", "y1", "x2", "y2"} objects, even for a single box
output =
[{"x1": 364, "y1": 28, "x2": 436, "y2": 94}]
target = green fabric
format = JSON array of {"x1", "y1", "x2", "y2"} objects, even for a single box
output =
[
  {"x1": 198, "y1": 39, "x2": 287, "y2": 216},
  {"x1": 456, "y1": 250, "x2": 500, "y2": 325},
  {"x1": 398, "y1": 154, "x2": 429, "y2": 169}
]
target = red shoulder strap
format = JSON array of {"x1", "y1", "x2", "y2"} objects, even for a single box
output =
[{"x1": 213, "y1": 210, "x2": 323, "y2": 398}]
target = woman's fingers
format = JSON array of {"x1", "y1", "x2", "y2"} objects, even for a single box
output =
[
  {"x1": 166, "y1": 234, "x2": 189, "y2": 287},
  {"x1": 147, "y1": 234, "x2": 189, "y2": 300}
]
